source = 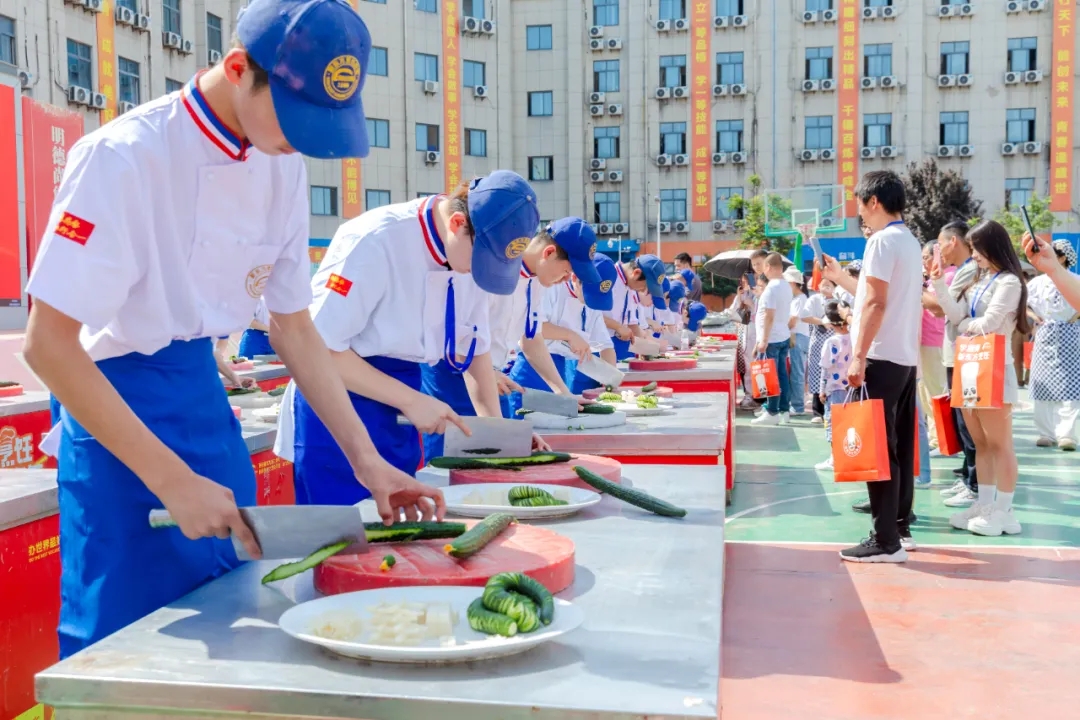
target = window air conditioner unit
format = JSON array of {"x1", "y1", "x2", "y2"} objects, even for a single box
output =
[
  {"x1": 425, "y1": 150, "x2": 441, "y2": 163},
  {"x1": 731, "y1": 151, "x2": 746, "y2": 163},
  {"x1": 590, "y1": 158, "x2": 607, "y2": 170},
  {"x1": 589, "y1": 104, "x2": 605, "y2": 116},
  {"x1": 861, "y1": 146, "x2": 878, "y2": 159},
  {"x1": 712, "y1": 152, "x2": 727, "y2": 165},
  {"x1": 608, "y1": 170, "x2": 624, "y2": 182},
  {"x1": 607, "y1": 103, "x2": 623, "y2": 115}
]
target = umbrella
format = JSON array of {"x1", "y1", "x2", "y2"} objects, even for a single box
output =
[{"x1": 703, "y1": 249, "x2": 794, "y2": 279}]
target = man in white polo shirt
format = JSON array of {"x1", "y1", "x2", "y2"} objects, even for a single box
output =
[{"x1": 750, "y1": 252, "x2": 794, "y2": 425}]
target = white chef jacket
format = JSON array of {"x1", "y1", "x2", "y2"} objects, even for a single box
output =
[
  {"x1": 25, "y1": 75, "x2": 312, "y2": 362},
  {"x1": 543, "y1": 282, "x2": 614, "y2": 358},
  {"x1": 604, "y1": 263, "x2": 648, "y2": 334},
  {"x1": 476, "y1": 265, "x2": 545, "y2": 369}
]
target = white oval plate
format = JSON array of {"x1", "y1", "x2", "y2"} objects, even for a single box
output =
[
  {"x1": 278, "y1": 585, "x2": 583, "y2": 664},
  {"x1": 252, "y1": 404, "x2": 281, "y2": 423},
  {"x1": 442, "y1": 482, "x2": 601, "y2": 519}
]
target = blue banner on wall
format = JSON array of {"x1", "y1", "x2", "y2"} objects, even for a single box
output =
[{"x1": 788, "y1": 236, "x2": 866, "y2": 271}]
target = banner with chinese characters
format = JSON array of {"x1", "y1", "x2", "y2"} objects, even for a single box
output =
[
  {"x1": 21, "y1": 98, "x2": 84, "y2": 278},
  {"x1": 690, "y1": 0, "x2": 712, "y2": 223},
  {"x1": 837, "y1": 0, "x2": 859, "y2": 217},
  {"x1": 0, "y1": 85, "x2": 19, "y2": 305},
  {"x1": 443, "y1": 0, "x2": 462, "y2": 190},
  {"x1": 341, "y1": 0, "x2": 363, "y2": 219},
  {"x1": 1050, "y1": 0, "x2": 1075, "y2": 213},
  {"x1": 96, "y1": 1, "x2": 117, "y2": 124}
]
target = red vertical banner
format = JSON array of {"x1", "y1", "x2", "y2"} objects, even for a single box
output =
[
  {"x1": 96, "y1": 1, "x2": 118, "y2": 124},
  {"x1": 0, "y1": 85, "x2": 20, "y2": 306},
  {"x1": 21, "y1": 98, "x2": 84, "y2": 275},
  {"x1": 837, "y1": 0, "x2": 859, "y2": 217},
  {"x1": 689, "y1": 0, "x2": 712, "y2": 223},
  {"x1": 341, "y1": 0, "x2": 363, "y2": 219},
  {"x1": 1050, "y1": 0, "x2": 1075, "y2": 212},
  {"x1": 443, "y1": 0, "x2": 462, "y2": 190}
]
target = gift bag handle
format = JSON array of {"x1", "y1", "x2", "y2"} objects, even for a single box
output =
[{"x1": 843, "y1": 384, "x2": 869, "y2": 404}]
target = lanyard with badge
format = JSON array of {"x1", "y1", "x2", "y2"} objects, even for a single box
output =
[
  {"x1": 970, "y1": 271, "x2": 1001, "y2": 319},
  {"x1": 616, "y1": 264, "x2": 631, "y2": 324},
  {"x1": 420, "y1": 197, "x2": 477, "y2": 372},
  {"x1": 521, "y1": 265, "x2": 539, "y2": 339},
  {"x1": 566, "y1": 281, "x2": 587, "y2": 331}
]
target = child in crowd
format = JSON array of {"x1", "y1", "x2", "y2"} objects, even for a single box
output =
[{"x1": 815, "y1": 300, "x2": 851, "y2": 471}]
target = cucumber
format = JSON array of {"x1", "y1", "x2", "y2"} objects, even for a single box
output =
[
  {"x1": 261, "y1": 540, "x2": 350, "y2": 584},
  {"x1": 429, "y1": 452, "x2": 572, "y2": 470},
  {"x1": 572, "y1": 465, "x2": 687, "y2": 518},
  {"x1": 444, "y1": 513, "x2": 516, "y2": 559},
  {"x1": 641, "y1": 381, "x2": 658, "y2": 393},
  {"x1": 579, "y1": 404, "x2": 615, "y2": 415},
  {"x1": 515, "y1": 409, "x2": 534, "y2": 416},
  {"x1": 363, "y1": 521, "x2": 466, "y2": 542},
  {"x1": 467, "y1": 597, "x2": 518, "y2": 637},
  {"x1": 481, "y1": 587, "x2": 541, "y2": 632},
  {"x1": 0, "y1": 381, "x2": 20, "y2": 388},
  {"x1": 267, "y1": 386, "x2": 287, "y2": 397},
  {"x1": 226, "y1": 387, "x2": 258, "y2": 396},
  {"x1": 507, "y1": 485, "x2": 552, "y2": 501},
  {"x1": 510, "y1": 496, "x2": 569, "y2": 507},
  {"x1": 484, "y1": 572, "x2": 556, "y2": 625},
  {"x1": 462, "y1": 448, "x2": 502, "y2": 455}
]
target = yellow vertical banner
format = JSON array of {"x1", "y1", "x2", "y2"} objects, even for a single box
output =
[
  {"x1": 443, "y1": 0, "x2": 462, "y2": 190},
  {"x1": 689, "y1": 0, "x2": 712, "y2": 223},
  {"x1": 341, "y1": 0, "x2": 363, "y2": 218},
  {"x1": 836, "y1": 0, "x2": 859, "y2": 218},
  {"x1": 1049, "y1": 0, "x2": 1074, "y2": 212},
  {"x1": 95, "y1": 0, "x2": 117, "y2": 124}
]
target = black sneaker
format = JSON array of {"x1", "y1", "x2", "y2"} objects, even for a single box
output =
[
  {"x1": 898, "y1": 527, "x2": 917, "y2": 551},
  {"x1": 952, "y1": 467, "x2": 966, "y2": 477},
  {"x1": 840, "y1": 534, "x2": 907, "y2": 563},
  {"x1": 851, "y1": 498, "x2": 871, "y2": 513}
]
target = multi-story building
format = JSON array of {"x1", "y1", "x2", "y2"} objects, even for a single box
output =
[{"x1": 1, "y1": 0, "x2": 1077, "y2": 327}]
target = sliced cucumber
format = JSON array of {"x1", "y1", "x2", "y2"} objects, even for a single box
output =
[
  {"x1": 485, "y1": 572, "x2": 556, "y2": 625},
  {"x1": 444, "y1": 513, "x2": 516, "y2": 559},
  {"x1": 267, "y1": 386, "x2": 287, "y2": 397},
  {"x1": 481, "y1": 587, "x2": 541, "y2": 632},
  {"x1": 363, "y1": 521, "x2": 466, "y2": 542},
  {"x1": 507, "y1": 485, "x2": 552, "y2": 502},
  {"x1": 260, "y1": 540, "x2": 350, "y2": 584},
  {"x1": 510, "y1": 496, "x2": 569, "y2": 507},
  {"x1": 467, "y1": 597, "x2": 518, "y2": 637},
  {"x1": 572, "y1": 465, "x2": 687, "y2": 518},
  {"x1": 226, "y1": 387, "x2": 258, "y2": 396},
  {"x1": 429, "y1": 452, "x2": 571, "y2": 470}
]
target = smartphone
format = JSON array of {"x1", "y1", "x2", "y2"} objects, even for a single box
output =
[
  {"x1": 933, "y1": 244, "x2": 942, "y2": 271},
  {"x1": 1020, "y1": 205, "x2": 1039, "y2": 253},
  {"x1": 808, "y1": 235, "x2": 824, "y2": 260}
]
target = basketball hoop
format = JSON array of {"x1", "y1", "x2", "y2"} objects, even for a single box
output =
[{"x1": 796, "y1": 223, "x2": 817, "y2": 241}]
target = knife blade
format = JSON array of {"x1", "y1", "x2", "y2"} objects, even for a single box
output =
[
  {"x1": 442, "y1": 416, "x2": 534, "y2": 458},
  {"x1": 521, "y1": 388, "x2": 580, "y2": 418},
  {"x1": 630, "y1": 337, "x2": 662, "y2": 357},
  {"x1": 576, "y1": 354, "x2": 625, "y2": 387}
]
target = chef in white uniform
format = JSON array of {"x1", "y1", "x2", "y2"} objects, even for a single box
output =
[{"x1": 605, "y1": 254, "x2": 669, "y2": 359}]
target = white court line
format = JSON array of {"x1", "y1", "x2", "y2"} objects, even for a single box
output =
[{"x1": 725, "y1": 540, "x2": 1080, "y2": 551}]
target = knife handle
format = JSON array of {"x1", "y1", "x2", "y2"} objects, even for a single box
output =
[{"x1": 148, "y1": 509, "x2": 178, "y2": 529}]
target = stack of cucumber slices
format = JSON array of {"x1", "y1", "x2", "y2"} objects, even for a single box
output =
[{"x1": 467, "y1": 572, "x2": 556, "y2": 637}]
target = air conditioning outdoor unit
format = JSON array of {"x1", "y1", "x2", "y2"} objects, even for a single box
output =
[
  {"x1": 712, "y1": 84, "x2": 728, "y2": 96},
  {"x1": 713, "y1": 16, "x2": 728, "y2": 28},
  {"x1": 656, "y1": 19, "x2": 671, "y2": 31},
  {"x1": 598, "y1": 224, "x2": 613, "y2": 235},
  {"x1": 163, "y1": 31, "x2": 182, "y2": 49},
  {"x1": 423, "y1": 80, "x2": 439, "y2": 94},
  {"x1": 17, "y1": 70, "x2": 32, "y2": 89},
  {"x1": 861, "y1": 147, "x2": 878, "y2": 159},
  {"x1": 589, "y1": 104, "x2": 605, "y2": 116},
  {"x1": 473, "y1": 85, "x2": 488, "y2": 98},
  {"x1": 613, "y1": 223, "x2": 629, "y2": 234},
  {"x1": 90, "y1": 92, "x2": 107, "y2": 109},
  {"x1": 1001, "y1": 142, "x2": 1018, "y2": 155},
  {"x1": 732, "y1": 15, "x2": 747, "y2": 26},
  {"x1": 672, "y1": 86, "x2": 688, "y2": 98},
  {"x1": 822, "y1": 9, "x2": 837, "y2": 20},
  {"x1": 607, "y1": 104, "x2": 623, "y2": 115},
  {"x1": 881, "y1": 6, "x2": 897, "y2": 18},
  {"x1": 119, "y1": 101, "x2": 135, "y2": 113},
  {"x1": 209, "y1": 49, "x2": 222, "y2": 64},
  {"x1": 957, "y1": 74, "x2": 973, "y2": 86},
  {"x1": 939, "y1": 145, "x2": 958, "y2": 157},
  {"x1": 958, "y1": 144, "x2": 974, "y2": 156},
  {"x1": 799, "y1": 149, "x2": 818, "y2": 161},
  {"x1": 1023, "y1": 141, "x2": 1043, "y2": 154},
  {"x1": 1005, "y1": 0, "x2": 1022, "y2": 12},
  {"x1": 802, "y1": 10, "x2": 819, "y2": 22},
  {"x1": 590, "y1": 38, "x2": 603, "y2": 51},
  {"x1": 960, "y1": 3, "x2": 974, "y2": 15},
  {"x1": 659, "y1": 222, "x2": 672, "y2": 233},
  {"x1": 938, "y1": 74, "x2": 956, "y2": 87},
  {"x1": 608, "y1": 171, "x2": 624, "y2": 182},
  {"x1": 67, "y1": 86, "x2": 90, "y2": 105},
  {"x1": 674, "y1": 221, "x2": 690, "y2": 233},
  {"x1": 655, "y1": 87, "x2": 671, "y2": 99},
  {"x1": 940, "y1": 4, "x2": 958, "y2": 16},
  {"x1": 802, "y1": 79, "x2": 819, "y2": 92},
  {"x1": 1004, "y1": 71, "x2": 1021, "y2": 84},
  {"x1": 425, "y1": 150, "x2": 441, "y2": 163},
  {"x1": 82, "y1": 0, "x2": 102, "y2": 12},
  {"x1": 589, "y1": 25, "x2": 604, "y2": 38},
  {"x1": 589, "y1": 91, "x2": 605, "y2": 104},
  {"x1": 480, "y1": 19, "x2": 495, "y2": 34},
  {"x1": 136, "y1": 14, "x2": 151, "y2": 31},
  {"x1": 880, "y1": 75, "x2": 898, "y2": 88},
  {"x1": 462, "y1": 16, "x2": 481, "y2": 33},
  {"x1": 712, "y1": 152, "x2": 727, "y2": 165},
  {"x1": 819, "y1": 148, "x2": 836, "y2": 160},
  {"x1": 730, "y1": 151, "x2": 746, "y2": 163},
  {"x1": 712, "y1": 220, "x2": 727, "y2": 232},
  {"x1": 820, "y1": 78, "x2": 836, "y2": 91},
  {"x1": 115, "y1": 6, "x2": 135, "y2": 24},
  {"x1": 880, "y1": 145, "x2": 898, "y2": 158},
  {"x1": 674, "y1": 18, "x2": 689, "y2": 30},
  {"x1": 656, "y1": 153, "x2": 672, "y2": 165},
  {"x1": 673, "y1": 154, "x2": 689, "y2": 165},
  {"x1": 862, "y1": 77, "x2": 878, "y2": 89},
  {"x1": 607, "y1": 38, "x2": 622, "y2": 50},
  {"x1": 730, "y1": 84, "x2": 746, "y2": 95},
  {"x1": 863, "y1": 7, "x2": 879, "y2": 19},
  {"x1": 1024, "y1": 70, "x2": 1043, "y2": 83},
  {"x1": 590, "y1": 158, "x2": 607, "y2": 170}
]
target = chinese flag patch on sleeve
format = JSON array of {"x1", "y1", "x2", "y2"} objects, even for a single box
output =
[
  {"x1": 54, "y1": 212, "x2": 96, "y2": 245},
  {"x1": 326, "y1": 273, "x2": 353, "y2": 297}
]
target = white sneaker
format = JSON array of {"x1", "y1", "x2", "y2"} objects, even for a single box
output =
[
  {"x1": 943, "y1": 488, "x2": 977, "y2": 508},
  {"x1": 815, "y1": 456, "x2": 834, "y2": 471},
  {"x1": 929, "y1": 448, "x2": 944, "y2": 458},
  {"x1": 750, "y1": 412, "x2": 782, "y2": 426},
  {"x1": 811, "y1": 416, "x2": 824, "y2": 425},
  {"x1": 1059, "y1": 438, "x2": 1077, "y2": 452},
  {"x1": 789, "y1": 410, "x2": 807, "y2": 418},
  {"x1": 1036, "y1": 436, "x2": 1055, "y2": 447},
  {"x1": 940, "y1": 479, "x2": 967, "y2": 498},
  {"x1": 778, "y1": 412, "x2": 791, "y2": 425},
  {"x1": 968, "y1": 506, "x2": 1022, "y2": 536},
  {"x1": 950, "y1": 501, "x2": 988, "y2": 530},
  {"x1": 900, "y1": 534, "x2": 917, "y2": 551}
]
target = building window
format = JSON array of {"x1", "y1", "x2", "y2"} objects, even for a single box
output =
[
  {"x1": 660, "y1": 189, "x2": 687, "y2": 223},
  {"x1": 310, "y1": 186, "x2": 338, "y2": 216},
  {"x1": 366, "y1": 0, "x2": 387, "y2": 4},
  {"x1": 594, "y1": 192, "x2": 621, "y2": 224},
  {"x1": 805, "y1": 46, "x2": 834, "y2": 80},
  {"x1": 366, "y1": 118, "x2": 390, "y2": 148},
  {"x1": 416, "y1": 0, "x2": 437, "y2": 11},
  {"x1": 206, "y1": 13, "x2": 222, "y2": 59},
  {"x1": 1006, "y1": 107, "x2": 1036, "y2": 143},
  {"x1": 863, "y1": 44, "x2": 892, "y2": 77},
  {"x1": 715, "y1": 186, "x2": 743, "y2": 219},
  {"x1": 658, "y1": 0, "x2": 686, "y2": 21},
  {"x1": 162, "y1": 0, "x2": 181, "y2": 35},
  {"x1": 465, "y1": 128, "x2": 487, "y2": 157},
  {"x1": 715, "y1": 119, "x2": 744, "y2": 153},
  {"x1": 165, "y1": 77, "x2": 183, "y2": 93},
  {"x1": 527, "y1": 25, "x2": 552, "y2": 50},
  {"x1": 939, "y1": 111, "x2": 969, "y2": 145},
  {"x1": 529, "y1": 156, "x2": 554, "y2": 181},
  {"x1": 462, "y1": 0, "x2": 485, "y2": 18},
  {"x1": 804, "y1": 115, "x2": 833, "y2": 149},
  {"x1": 660, "y1": 55, "x2": 687, "y2": 88},
  {"x1": 116, "y1": 0, "x2": 138, "y2": 10},
  {"x1": 715, "y1": 0, "x2": 743, "y2": 14},
  {"x1": 369, "y1": 47, "x2": 388, "y2": 76},
  {"x1": 117, "y1": 57, "x2": 140, "y2": 105},
  {"x1": 66, "y1": 39, "x2": 92, "y2": 90},
  {"x1": 594, "y1": 126, "x2": 621, "y2": 158},
  {"x1": 366, "y1": 190, "x2": 392, "y2": 209},
  {"x1": 1007, "y1": 37, "x2": 1037, "y2": 73},
  {"x1": 528, "y1": 91, "x2": 553, "y2": 117},
  {"x1": 940, "y1": 41, "x2": 969, "y2": 75},
  {"x1": 415, "y1": 53, "x2": 439, "y2": 82},
  {"x1": 463, "y1": 60, "x2": 485, "y2": 88},
  {"x1": 660, "y1": 122, "x2": 687, "y2": 155},
  {"x1": 416, "y1": 123, "x2": 440, "y2": 151},
  {"x1": 593, "y1": 60, "x2": 620, "y2": 92},
  {"x1": 1004, "y1": 177, "x2": 1034, "y2": 208},
  {"x1": 806, "y1": 0, "x2": 832, "y2": 10},
  {"x1": 863, "y1": 113, "x2": 892, "y2": 147},
  {"x1": 1, "y1": 15, "x2": 16, "y2": 67},
  {"x1": 417, "y1": 192, "x2": 437, "y2": 198},
  {"x1": 716, "y1": 52, "x2": 744, "y2": 85},
  {"x1": 865, "y1": 0, "x2": 892, "y2": 6},
  {"x1": 594, "y1": 0, "x2": 619, "y2": 26}
]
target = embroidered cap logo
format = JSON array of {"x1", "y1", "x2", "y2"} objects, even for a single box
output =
[
  {"x1": 323, "y1": 55, "x2": 361, "y2": 102},
  {"x1": 245, "y1": 264, "x2": 273, "y2": 298},
  {"x1": 505, "y1": 237, "x2": 529, "y2": 260},
  {"x1": 589, "y1": 243, "x2": 597, "y2": 259},
  {"x1": 599, "y1": 279, "x2": 613, "y2": 293}
]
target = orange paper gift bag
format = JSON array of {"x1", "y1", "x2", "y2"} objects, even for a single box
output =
[
  {"x1": 1023, "y1": 341, "x2": 1033, "y2": 370},
  {"x1": 749, "y1": 356, "x2": 781, "y2": 399},
  {"x1": 951, "y1": 335, "x2": 1007, "y2": 409},
  {"x1": 831, "y1": 388, "x2": 891, "y2": 483},
  {"x1": 931, "y1": 394, "x2": 962, "y2": 456}
]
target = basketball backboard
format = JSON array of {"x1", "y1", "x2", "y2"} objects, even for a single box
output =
[{"x1": 763, "y1": 184, "x2": 848, "y2": 238}]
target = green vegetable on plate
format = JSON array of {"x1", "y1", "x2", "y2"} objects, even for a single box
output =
[
  {"x1": 485, "y1": 572, "x2": 556, "y2": 626},
  {"x1": 467, "y1": 597, "x2": 518, "y2": 637}
]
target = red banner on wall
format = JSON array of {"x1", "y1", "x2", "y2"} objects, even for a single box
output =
[
  {"x1": 21, "y1": 98, "x2": 84, "y2": 276},
  {"x1": 690, "y1": 0, "x2": 712, "y2": 223},
  {"x1": 341, "y1": 0, "x2": 363, "y2": 219},
  {"x1": 443, "y1": 0, "x2": 462, "y2": 190},
  {"x1": 837, "y1": 0, "x2": 860, "y2": 217},
  {"x1": 0, "y1": 85, "x2": 20, "y2": 306},
  {"x1": 1049, "y1": 0, "x2": 1075, "y2": 212}
]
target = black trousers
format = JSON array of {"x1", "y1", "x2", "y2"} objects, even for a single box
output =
[
  {"x1": 812, "y1": 393, "x2": 825, "y2": 418},
  {"x1": 945, "y1": 366, "x2": 978, "y2": 491},
  {"x1": 864, "y1": 359, "x2": 917, "y2": 548}
]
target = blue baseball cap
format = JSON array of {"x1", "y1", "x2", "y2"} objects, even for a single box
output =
[
  {"x1": 634, "y1": 254, "x2": 668, "y2": 308},
  {"x1": 668, "y1": 282, "x2": 686, "y2": 305},
  {"x1": 686, "y1": 302, "x2": 708, "y2": 332},
  {"x1": 467, "y1": 171, "x2": 540, "y2": 296},
  {"x1": 548, "y1": 218, "x2": 601, "y2": 285},
  {"x1": 238, "y1": 0, "x2": 372, "y2": 159},
  {"x1": 679, "y1": 268, "x2": 697, "y2": 287},
  {"x1": 582, "y1": 254, "x2": 618, "y2": 312}
]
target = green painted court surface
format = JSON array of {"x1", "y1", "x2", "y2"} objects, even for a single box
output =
[{"x1": 727, "y1": 396, "x2": 1080, "y2": 547}]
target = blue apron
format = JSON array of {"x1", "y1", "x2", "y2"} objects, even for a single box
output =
[
  {"x1": 612, "y1": 336, "x2": 633, "y2": 361},
  {"x1": 505, "y1": 352, "x2": 568, "y2": 418},
  {"x1": 292, "y1": 356, "x2": 422, "y2": 506},
  {"x1": 420, "y1": 359, "x2": 477, "y2": 459},
  {"x1": 52, "y1": 338, "x2": 253, "y2": 659},
  {"x1": 237, "y1": 328, "x2": 273, "y2": 357}
]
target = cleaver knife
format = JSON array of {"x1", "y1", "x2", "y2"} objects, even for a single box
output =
[
  {"x1": 148, "y1": 505, "x2": 368, "y2": 561},
  {"x1": 521, "y1": 388, "x2": 580, "y2": 418},
  {"x1": 442, "y1": 416, "x2": 534, "y2": 458},
  {"x1": 630, "y1": 337, "x2": 663, "y2": 357}
]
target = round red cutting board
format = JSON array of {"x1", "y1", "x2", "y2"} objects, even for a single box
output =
[
  {"x1": 628, "y1": 358, "x2": 698, "y2": 371},
  {"x1": 314, "y1": 521, "x2": 576, "y2": 595},
  {"x1": 582, "y1": 386, "x2": 673, "y2": 400},
  {"x1": 0, "y1": 384, "x2": 25, "y2": 398},
  {"x1": 448, "y1": 454, "x2": 621, "y2": 489}
]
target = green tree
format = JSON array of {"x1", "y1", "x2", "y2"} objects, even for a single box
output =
[
  {"x1": 730, "y1": 174, "x2": 795, "y2": 256},
  {"x1": 989, "y1": 193, "x2": 1057, "y2": 251},
  {"x1": 902, "y1": 158, "x2": 983, "y2": 244},
  {"x1": 699, "y1": 271, "x2": 738, "y2": 297}
]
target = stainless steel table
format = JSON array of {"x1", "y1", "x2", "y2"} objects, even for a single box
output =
[
  {"x1": 0, "y1": 468, "x2": 57, "y2": 531},
  {"x1": 0, "y1": 390, "x2": 50, "y2": 418},
  {"x1": 37, "y1": 464, "x2": 726, "y2": 720}
]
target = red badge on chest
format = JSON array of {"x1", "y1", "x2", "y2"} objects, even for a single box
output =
[
  {"x1": 54, "y1": 212, "x2": 95, "y2": 245},
  {"x1": 326, "y1": 273, "x2": 353, "y2": 297}
]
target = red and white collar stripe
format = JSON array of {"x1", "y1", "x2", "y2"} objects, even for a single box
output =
[
  {"x1": 418, "y1": 195, "x2": 449, "y2": 268},
  {"x1": 181, "y1": 73, "x2": 250, "y2": 161},
  {"x1": 520, "y1": 262, "x2": 536, "y2": 279},
  {"x1": 565, "y1": 280, "x2": 578, "y2": 298}
]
